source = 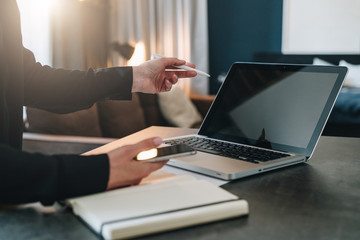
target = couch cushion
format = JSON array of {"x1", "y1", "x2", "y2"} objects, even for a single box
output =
[
  {"x1": 26, "y1": 105, "x2": 102, "y2": 137},
  {"x1": 329, "y1": 88, "x2": 360, "y2": 124},
  {"x1": 339, "y1": 60, "x2": 360, "y2": 88},
  {"x1": 157, "y1": 87, "x2": 203, "y2": 128},
  {"x1": 97, "y1": 93, "x2": 147, "y2": 138},
  {"x1": 137, "y1": 93, "x2": 168, "y2": 127}
]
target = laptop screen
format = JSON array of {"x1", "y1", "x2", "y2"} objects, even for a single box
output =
[{"x1": 199, "y1": 63, "x2": 347, "y2": 157}]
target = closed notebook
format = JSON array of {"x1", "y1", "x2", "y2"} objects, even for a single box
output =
[{"x1": 66, "y1": 174, "x2": 249, "y2": 239}]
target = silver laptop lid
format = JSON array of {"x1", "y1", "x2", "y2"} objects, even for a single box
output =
[{"x1": 198, "y1": 62, "x2": 347, "y2": 158}]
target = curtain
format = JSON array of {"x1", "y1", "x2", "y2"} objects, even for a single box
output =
[
  {"x1": 51, "y1": 0, "x2": 109, "y2": 70},
  {"x1": 108, "y1": 0, "x2": 209, "y2": 95},
  {"x1": 49, "y1": 0, "x2": 209, "y2": 95}
]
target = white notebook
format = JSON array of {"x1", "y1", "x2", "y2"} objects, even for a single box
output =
[{"x1": 67, "y1": 173, "x2": 249, "y2": 239}]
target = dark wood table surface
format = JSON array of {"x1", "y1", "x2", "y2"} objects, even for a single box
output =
[{"x1": 1, "y1": 126, "x2": 359, "y2": 240}]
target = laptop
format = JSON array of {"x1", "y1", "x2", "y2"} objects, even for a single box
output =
[{"x1": 164, "y1": 62, "x2": 347, "y2": 180}]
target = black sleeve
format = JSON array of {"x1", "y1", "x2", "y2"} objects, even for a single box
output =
[
  {"x1": 0, "y1": 144, "x2": 109, "y2": 206},
  {"x1": 23, "y1": 48, "x2": 133, "y2": 114}
]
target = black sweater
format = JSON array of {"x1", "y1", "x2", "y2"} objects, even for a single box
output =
[{"x1": 0, "y1": 0, "x2": 133, "y2": 205}]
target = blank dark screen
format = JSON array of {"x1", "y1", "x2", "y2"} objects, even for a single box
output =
[{"x1": 200, "y1": 66, "x2": 338, "y2": 152}]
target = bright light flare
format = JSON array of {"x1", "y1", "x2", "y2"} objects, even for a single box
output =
[
  {"x1": 136, "y1": 148, "x2": 158, "y2": 161},
  {"x1": 16, "y1": 0, "x2": 58, "y2": 66},
  {"x1": 127, "y1": 42, "x2": 146, "y2": 66}
]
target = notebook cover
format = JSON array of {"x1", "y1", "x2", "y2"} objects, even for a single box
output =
[{"x1": 67, "y1": 175, "x2": 249, "y2": 239}]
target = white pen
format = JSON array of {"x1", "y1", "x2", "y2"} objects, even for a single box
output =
[{"x1": 151, "y1": 54, "x2": 210, "y2": 77}]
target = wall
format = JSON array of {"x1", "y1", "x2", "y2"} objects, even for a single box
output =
[
  {"x1": 207, "y1": 0, "x2": 283, "y2": 94},
  {"x1": 282, "y1": 0, "x2": 360, "y2": 53}
]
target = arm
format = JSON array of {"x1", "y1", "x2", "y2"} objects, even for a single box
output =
[
  {"x1": 0, "y1": 144, "x2": 109, "y2": 205},
  {"x1": 23, "y1": 48, "x2": 197, "y2": 114},
  {"x1": 0, "y1": 137, "x2": 165, "y2": 205},
  {"x1": 23, "y1": 48, "x2": 133, "y2": 114}
]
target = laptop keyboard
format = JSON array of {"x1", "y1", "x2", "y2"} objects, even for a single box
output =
[{"x1": 164, "y1": 136, "x2": 290, "y2": 163}]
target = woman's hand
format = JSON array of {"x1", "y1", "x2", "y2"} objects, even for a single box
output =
[
  {"x1": 106, "y1": 137, "x2": 166, "y2": 189},
  {"x1": 132, "y1": 57, "x2": 197, "y2": 93}
]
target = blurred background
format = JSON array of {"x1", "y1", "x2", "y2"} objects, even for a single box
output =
[
  {"x1": 17, "y1": 0, "x2": 360, "y2": 95},
  {"x1": 18, "y1": 0, "x2": 360, "y2": 153}
]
